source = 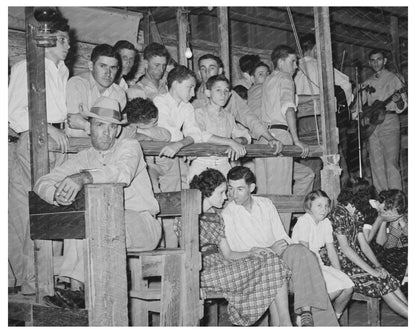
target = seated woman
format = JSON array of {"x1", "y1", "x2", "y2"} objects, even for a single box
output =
[
  {"x1": 370, "y1": 190, "x2": 408, "y2": 289},
  {"x1": 328, "y1": 188, "x2": 408, "y2": 319},
  {"x1": 187, "y1": 168, "x2": 292, "y2": 326}
]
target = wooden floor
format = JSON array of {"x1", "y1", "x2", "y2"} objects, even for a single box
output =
[
  {"x1": 214, "y1": 299, "x2": 408, "y2": 326},
  {"x1": 9, "y1": 293, "x2": 408, "y2": 326}
]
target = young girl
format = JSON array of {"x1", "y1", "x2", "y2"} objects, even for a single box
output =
[
  {"x1": 291, "y1": 190, "x2": 354, "y2": 320},
  {"x1": 188, "y1": 75, "x2": 250, "y2": 181},
  {"x1": 328, "y1": 188, "x2": 408, "y2": 318},
  {"x1": 187, "y1": 168, "x2": 292, "y2": 326}
]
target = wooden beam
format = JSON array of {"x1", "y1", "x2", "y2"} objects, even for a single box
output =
[
  {"x1": 142, "y1": 11, "x2": 150, "y2": 45},
  {"x1": 48, "y1": 139, "x2": 324, "y2": 158},
  {"x1": 217, "y1": 7, "x2": 230, "y2": 79},
  {"x1": 176, "y1": 8, "x2": 188, "y2": 66},
  {"x1": 390, "y1": 15, "x2": 400, "y2": 74},
  {"x1": 84, "y1": 184, "x2": 128, "y2": 326},
  {"x1": 314, "y1": 7, "x2": 341, "y2": 203},
  {"x1": 25, "y1": 7, "x2": 49, "y2": 186}
]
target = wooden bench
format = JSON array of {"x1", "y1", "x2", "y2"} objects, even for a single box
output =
[
  {"x1": 9, "y1": 184, "x2": 128, "y2": 326},
  {"x1": 339, "y1": 292, "x2": 380, "y2": 326}
]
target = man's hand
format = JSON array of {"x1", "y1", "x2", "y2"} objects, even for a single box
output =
[
  {"x1": 227, "y1": 140, "x2": 246, "y2": 161},
  {"x1": 54, "y1": 172, "x2": 91, "y2": 205},
  {"x1": 249, "y1": 247, "x2": 274, "y2": 258},
  {"x1": 293, "y1": 139, "x2": 310, "y2": 158},
  {"x1": 270, "y1": 239, "x2": 289, "y2": 256},
  {"x1": 67, "y1": 113, "x2": 90, "y2": 134},
  {"x1": 48, "y1": 125, "x2": 69, "y2": 153},
  {"x1": 267, "y1": 139, "x2": 283, "y2": 155},
  {"x1": 159, "y1": 142, "x2": 183, "y2": 158}
]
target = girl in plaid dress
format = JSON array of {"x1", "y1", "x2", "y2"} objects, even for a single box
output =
[
  {"x1": 189, "y1": 168, "x2": 292, "y2": 326},
  {"x1": 327, "y1": 188, "x2": 408, "y2": 319}
]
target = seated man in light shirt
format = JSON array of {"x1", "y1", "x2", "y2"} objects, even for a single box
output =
[
  {"x1": 222, "y1": 166, "x2": 338, "y2": 327},
  {"x1": 34, "y1": 97, "x2": 161, "y2": 306}
]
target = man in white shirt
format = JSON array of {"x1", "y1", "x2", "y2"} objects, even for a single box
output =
[
  {"x1": 8, "y1": 14, "x2": 71, "y2": 294},
  {"x1": 65, "y1": 44, "x2": 127, "y2": 138},
  {"x1": 222, "y1": 166, "x2": 338, "y2": 326},
  {"x1": 127, "y1": 42, "x2": 170, "y2": 101}
]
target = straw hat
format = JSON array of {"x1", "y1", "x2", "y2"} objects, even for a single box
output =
[{"x1": 83, "y1": 96, "x2": 127, "y2": 125}]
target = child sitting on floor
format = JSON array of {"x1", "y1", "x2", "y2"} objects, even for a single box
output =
[
  {"x1": 291, "y1": 190, "x2": 354, "y2": 320},
  {"x1": 188, "y1": 74, "x2": 250, "y2": 181}
]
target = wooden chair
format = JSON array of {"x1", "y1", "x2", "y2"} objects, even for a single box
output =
[
  {"x1": 127, "y1": 189, "x2": 202, "y2": 326},
  {"x1": 339, "y1": 292, "x2": 381, "y2": 326},
  {"x1": 9, "y1": 184, "x2": 128, "y2": 326}
]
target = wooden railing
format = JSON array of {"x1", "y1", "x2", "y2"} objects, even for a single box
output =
[{"x1": 48, "y1": 138, "x2": 323, "y2": 158}]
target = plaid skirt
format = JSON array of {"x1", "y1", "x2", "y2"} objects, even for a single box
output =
[{"x1": 198, "y1": 213, "x2": 291, "y2": 326}]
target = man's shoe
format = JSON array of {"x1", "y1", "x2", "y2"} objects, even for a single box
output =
[
  {"x1": 43, "y1": 294, "x2": 70, "y2": 308},
  {"x1": 299, "y1": 310, "x2": 314, "y2": 327},
  {"x1": 55, "y1": 288, "x2": 85, "y2": 309}
]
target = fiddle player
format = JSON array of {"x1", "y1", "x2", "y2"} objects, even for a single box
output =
[{"x1": 358, "y1": 49, "x2": 407, "y2": 192}]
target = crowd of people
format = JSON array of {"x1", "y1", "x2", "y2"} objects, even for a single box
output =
[{"x1": 8, "y1": 10, "x2": 408, "y2": 326}]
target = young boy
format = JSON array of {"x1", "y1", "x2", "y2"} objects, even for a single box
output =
[
  {"x1": 188, "y1": 75, "x2": 250, "y2": 181},
  {"x1": 222, "y1": 166, "x2": 339, "y2": 326},
  {"x1": 247, "y1": 61, "x2": 271, "y2": 118},
  {"x1": 123, "y1": 97, "x2": 171, "y2": 193},
  {"x1": 152, "y1": 65, "x2": 203, "y2": 191}
]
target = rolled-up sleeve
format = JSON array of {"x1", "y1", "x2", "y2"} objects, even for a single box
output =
[
  {"x1": 182, "y1": 104, "x2": 203, "y2": 143},
  {"x1": 279, "y1": 75, "x2": 297, "y2": 116}
]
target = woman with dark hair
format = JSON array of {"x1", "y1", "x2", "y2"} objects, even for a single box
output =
[
  {"x1": 113, "y1": 40, "x2": 140, "y2": 90},
  {"x1": 184, "y1": 168, "x2": 292, "y2": 326},
  {"x1": 370, "y1": 190, "x2": 408, "y2": 290},
  {"x1": 327, "y1": 188, "x2": 408, "y2": 318}
]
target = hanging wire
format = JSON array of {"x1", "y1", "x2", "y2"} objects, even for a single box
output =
[{"x1": 286, "y1": 7, "x2": 303, "y2": 58}]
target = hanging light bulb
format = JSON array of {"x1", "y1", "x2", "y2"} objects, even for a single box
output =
[{"x1": 185, "y1": 47, "x2": 193, "y2": 59}]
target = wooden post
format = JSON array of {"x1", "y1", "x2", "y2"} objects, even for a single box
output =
[
  {"x1": 390, "y1": 15, "x2": 400, "y2": 74},
  {"x1": 143, "y1": 11, "x2": 150, "y2": 45},
  {"x1": 84, "y1": 184, "x2": 128, "y2": 326},
  {"x1": 25, "y1": 7, "x2": 54, "y2": 301},
  {"x1": 314, "y1": 7, "x2": 341, "y2": 202},
  {"x1": 217, "y1": 7, "x2": 230, "y2": 79},
  {"x1": 25, "y1": 7, "x2": 49, "y2": 186},
  {"x1": 180, "y1": 189, "x2": 202, "y2": 325},
  {"x1": 177, "y1": 7, "x2": 188, "y2": 66}
]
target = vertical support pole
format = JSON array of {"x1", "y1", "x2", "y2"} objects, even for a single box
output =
[
  {"x1": 143, "y1": 11, "x2": 150, "y2": 45},
  {"x1": 84, "y1": 184, "x2": 128, "y2": 326},
  {"x1": 217, "y1": 7, "x2": 230, "y2": 80},
  {"x1": 25, "y1": 7, "x2": 54, "y2": 301},
  {"x1": 314, "y1": 7, "x2": 341, "y2": 202},
  {"x1": 390, "y1": 15, "x2": 400, "y2": 74},
  {"x1": 25, "y1": 7, "x2": 49, "y2": 187},
  {"x1": 177, "y1": 7, "x2": 188, "y2": 66},
  {"x1": 180, "y1": 189, "x2": 202, "y2": 325}
]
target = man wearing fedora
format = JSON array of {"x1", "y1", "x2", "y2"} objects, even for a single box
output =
[{"x1": 34, "y1": 97, "x2": 161, "y2": 308}]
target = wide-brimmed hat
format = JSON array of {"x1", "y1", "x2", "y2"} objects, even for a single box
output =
[{"x1": 83, "y1": 96, "x2": 127, "y2": 125}]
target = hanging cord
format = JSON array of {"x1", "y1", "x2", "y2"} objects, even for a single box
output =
[{"x1": 286, "y1": 7, "x2": 321, "y2": 145}]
